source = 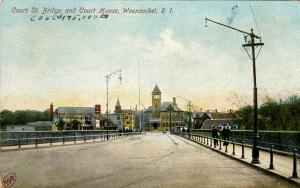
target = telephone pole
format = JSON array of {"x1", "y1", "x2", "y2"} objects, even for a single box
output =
[
  {"x1": 205, "y1": 17, "x2": 264, "y2": 164},
  {"x1": 177, "y1": 95, "x2": 192, "y2": 139},
  {"x1": 105, "y1": 69, "x2": 122, "y2": 140},
  {"x1": 138, "y1": 61, "x2": 142, "y2": 132},
  {"x1": 168, "y1": 105, "x2": 173, "y2": 133}
]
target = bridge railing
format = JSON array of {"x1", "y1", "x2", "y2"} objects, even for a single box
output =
[
  {"x1": 191, "y1": 129, "x2": 300, "y2": 154},
  {"x1": 0, "y1": 132, "x2": 144, "y2": 149},
  {"x1": 174, "y1": 132, "x2": 299, "y2": 179}
]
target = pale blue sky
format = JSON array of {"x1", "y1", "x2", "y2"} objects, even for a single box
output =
[{"x1": 0, "y1": 1, "x2": 299, "y2": 111}]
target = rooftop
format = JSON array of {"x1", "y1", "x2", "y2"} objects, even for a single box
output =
[
  {"x1": 145, "y1": 102, "x2": 183, "y2": 113},
  {"x1": 57, "y1": 107, "x2": 95, "y2": 115},
  {"x1": 201, "y1": 119, "x2": 238, "y2": 129},
  {"x1": 152, "y1": 84, "x2": 161, "y2": 93}
]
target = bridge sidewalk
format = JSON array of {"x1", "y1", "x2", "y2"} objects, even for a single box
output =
[{"x1": 179, "y1": 134, "x2": 300, "y2": 186}]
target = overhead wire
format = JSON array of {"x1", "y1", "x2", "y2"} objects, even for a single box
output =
[
  {"x1": 249, "y1": 1, "x2": 263, "y2": 60},
  {"x1": 200, "y1": 76, "x2": 236, "y2": 108},
  {"x1": 249, "y1": 1, "x2": 262, "y2": 39}
]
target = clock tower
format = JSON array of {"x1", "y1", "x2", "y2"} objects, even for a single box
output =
[{"x1": 152, "y1": 84, "x2": 161, "y2": 118}]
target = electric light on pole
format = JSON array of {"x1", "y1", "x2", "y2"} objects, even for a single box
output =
[
  {"x1": 105, "y1": 69, "x2": 122, "y2": 140},
  {"x1": 167, "y1": 104, "x2": 174, "y2": 133},
  {"x1": 205, "y1": 17, "x2": 264, "y2": 164}
]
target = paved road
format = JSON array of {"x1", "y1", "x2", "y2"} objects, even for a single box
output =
[{"x1": 0, "y1": 133, "x2": 297, "y2": 188}]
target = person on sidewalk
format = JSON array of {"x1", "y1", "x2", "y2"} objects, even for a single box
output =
[
  {"x1": 222, "y1": 124, "x2": 231, "y2": 146},
  {"x1": 211, "y1": 125, "x2": 218, "y2": 147}
]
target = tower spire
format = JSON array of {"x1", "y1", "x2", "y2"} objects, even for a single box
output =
[
  {"x1": 115, "y1": 98, "x2": 121, "y2": 112},
  {"x1": 152, "y1": 84, "x2": 161, "y2": 118}
]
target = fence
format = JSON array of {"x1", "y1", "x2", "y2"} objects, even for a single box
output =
[
  {"x1": 175, "y1": 132, "x2": 299, "y2": 179},
  {"x1": 191, "y1": 129, "x2": 300, "y2": 154},
  {"x1": 0, "y1": 130, "x2": 118, "y2": 146},
  {"x1": 0, "y1": 131, "x2": 143, "y2": 149}
]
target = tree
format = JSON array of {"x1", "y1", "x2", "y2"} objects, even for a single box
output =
[
  {"x1": 0, "y1": 110, "x2": 14, "y2": 129},
  {"x1": 57, "y1": 118, "x2": 65, "y2": 130},
  {"x1": 236, "y1": 105, "x2": 253, "y2": 130},
  {"x1": 236, "y1": 95, "x2": 300, "y2": 131},
  {"x1": 0, "y1": 109, "x2": 53, "y2": 129}
]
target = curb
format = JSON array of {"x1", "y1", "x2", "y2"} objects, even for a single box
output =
[{"x1": 174, "y1": 135, "x2": 300, "y2": 187}]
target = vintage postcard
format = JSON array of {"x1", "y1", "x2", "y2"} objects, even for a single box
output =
[{"x1": 0, "y1": 1, "x2": 299, "y2": 188}]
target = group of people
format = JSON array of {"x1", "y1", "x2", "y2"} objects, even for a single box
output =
[
  {"x1": 181, "y1": 127, "x2": 190, "y2": 133},
  {"x1": 211, "y1": 124, "x2": 231, "y2": 147}
]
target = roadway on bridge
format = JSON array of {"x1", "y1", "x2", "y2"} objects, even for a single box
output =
[{"x1": 0, "y1": 133, "x2": 297, "y2": 188}]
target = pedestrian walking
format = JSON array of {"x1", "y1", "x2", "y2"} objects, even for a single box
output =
[
  {"x1": 223, "y1": 124, "x2": 231, "y2": 146},
  {"x1": 211, "y1": 125, "x2": 218, "y2": 147}
]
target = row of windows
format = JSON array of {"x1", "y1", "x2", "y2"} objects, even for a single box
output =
[
  {"x1": 153, "y1": 94, "x2": 161, "y2": 99},
  {"x1": 116, "y1": 115, "x2": 132, "y2": 120},
  {"x1": 161, "y1": 113, "x2": 183, "y2": 118}
]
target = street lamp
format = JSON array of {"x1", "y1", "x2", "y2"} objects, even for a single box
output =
[
  {"x1": 105, "y1": 69, "x2": 122, "y2": 140},
  {"x1": 205, "y1": 17, "x2": 264, "y2": 164},
  {"x1": 177, "y1": 95, "x2": 192, "y2": 138},
  {"x1": 168, "y1": 104, "x2": 174, "y2": 133}
]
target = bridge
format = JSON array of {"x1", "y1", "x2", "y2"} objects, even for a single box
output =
[{"x1": 0, "y1": 132, "x2": 299, "y2": 188}]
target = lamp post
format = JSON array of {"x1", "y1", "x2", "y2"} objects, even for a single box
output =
[
  {"x1": 168, "y1": 105, "x2": 174, "y2": 133},
  {"x1": 176, "y1": 95, "x2": 192, "y2": 138},
  {"x1": 242, "y1": 29, "x2": 262, "y2": 164},
  {"x1": 188, "y1": 101, "x2": 192, "y2": 139},
  {"x1": 105, "y1": 69, "x2": 122, "y2": 140},
  {"x1": 205, "y1": 18, "x2": 264, "y2": 164}
]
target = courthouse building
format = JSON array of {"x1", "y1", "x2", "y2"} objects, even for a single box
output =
[{"x1": 143, "y1": 85, "x2": 185, "y2": 131}]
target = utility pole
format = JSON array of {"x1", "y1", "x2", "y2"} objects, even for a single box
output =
[
  {"x1": 205, "y1": 17, "x2": 264, "y2": 164},
  {"x1": 105, "y1": 69, "x2": 122, "y2": 140},
  {"x1": 177, "y1": 95, "x2": 192, "y2": 138},
  {"x1": 138, "y1": 61, "x2": 142, "y2": 132},
  {"x1": 188, "y1": 101, "x2": 192, "y2": 139},
  {"x1": 168, "y1": 105, "x2": 173, "y2": 133}
]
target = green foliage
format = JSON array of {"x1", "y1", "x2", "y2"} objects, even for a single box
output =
[
  {"x1": 56, "y1": 118, "x2": 65, "y2": 130},
  {"x1": 0, "y1": 110, "x2": 14, "y2": 130},
  {"x1": 236, "y1": 95, "x2": 300, "y2": 131},
  {"x1": 236, "y1": 105, "x2": 253, "y2": 130},
  {"x1": 0, "y1": 109, "x2": 51, "y2": 128}
]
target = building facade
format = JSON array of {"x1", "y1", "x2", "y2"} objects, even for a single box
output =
[
  {"x1": 53, "y1": 104, "x2": 103, "y2": 130},
  {"x1": 201, "y1": 119, "x2": 238, "y2": 130},
  {"x1": 143, "y1": 84, "x2": 185, "y2": 132},
  {"x1": 109, "y1": 99, "x2": 135, "y2": 131},
  {"x1": 192, "y1": 112, "x2": 212, "y2": 129}
]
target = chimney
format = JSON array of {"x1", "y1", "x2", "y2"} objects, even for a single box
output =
[
  {"x1": 95, "y1": 104, "x2": 101, "y2": 114},
  {"x1": 173, "y1": 97, "x2": 177, "y2": 106},
  {"x1": 50, "y1": 102, "x2": 53, "y2": 121}
]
